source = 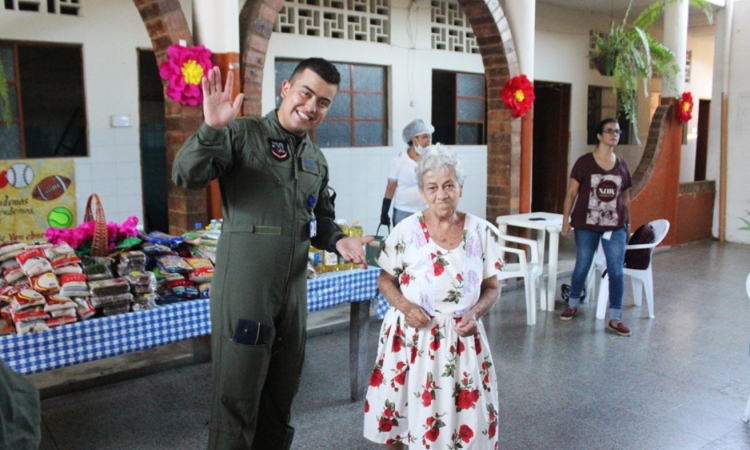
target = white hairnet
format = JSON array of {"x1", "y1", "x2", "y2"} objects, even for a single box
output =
[{"x1": 402, "y1": 119, "x2": 435, "y2": 144}]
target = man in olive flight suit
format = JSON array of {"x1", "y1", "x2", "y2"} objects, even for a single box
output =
[{"x1": 172, "y1": 58, "x2": 373, "y2": 450}]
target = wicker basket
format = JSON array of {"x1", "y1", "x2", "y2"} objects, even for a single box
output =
[{"x1": 83, "y1": 194, "x2": 109, "y2": 257}]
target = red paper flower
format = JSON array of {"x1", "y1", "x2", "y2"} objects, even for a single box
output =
[
  {"x1": 500, "y1": 74, "x2": 535, "y2": 118},
  {"x1": 677, "y1": 91, "x2": 694, "y2": 123},
  {"x1": 159, "y1": 44, "x2": 213, "y2": 106}
]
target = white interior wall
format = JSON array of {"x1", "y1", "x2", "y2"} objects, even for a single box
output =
[
  {"x1": 0, "y1": 0, "x2": 192, "y2": 228},
  {"x1": 263, "y1": 0, "x2": 487, "y2": 236},
  {"x1": 719, "y1": 1, "x2": 750, "y2": 244}
]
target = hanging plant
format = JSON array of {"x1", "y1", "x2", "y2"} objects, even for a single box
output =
[
  {"x1": 500, "y1": 74, "x2": 535, "y2": 119},
  {"x1": 677, "y1": 91, "x2": 694, "y2": 123},
  {"x1": 588, "y1": 0, "x2": 712, "y2": 141},
  {"x1": 0, "y1": 58, "x2": 12, "y2": 128},
  {"x1": 159, "y1": 44, "x2": 213, "y2": 106}
]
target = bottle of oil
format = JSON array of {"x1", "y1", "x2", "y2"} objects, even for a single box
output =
[
  {"x1": 349, "y1": 220, "x2": 364, "y2": 270},
  {"x1": 308, "y1": 245, "x2": 323, "y2": 273},
  {"x1": 336, "y1": 219, "x2": 350, "y2": 271}
]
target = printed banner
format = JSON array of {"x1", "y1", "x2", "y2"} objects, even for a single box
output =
[{"x1": 0, "y1": 159, "x2": 76, "y2": 242}]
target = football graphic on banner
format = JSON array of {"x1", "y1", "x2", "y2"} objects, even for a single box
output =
[{"x1": 32, "y1": 175, "x2": 72, "y2": 201}]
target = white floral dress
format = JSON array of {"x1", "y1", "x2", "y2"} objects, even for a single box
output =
[{"x1": 363, "y1": 213, "x2": 504, "y2": 450}]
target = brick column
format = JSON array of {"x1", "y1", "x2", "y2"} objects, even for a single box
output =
[
  {"x1": 240, "y1": 0, "x2": 283, "y2": 116},
  {"x1": 134, "y1": 0, "x2": 208, "y2": 235}
]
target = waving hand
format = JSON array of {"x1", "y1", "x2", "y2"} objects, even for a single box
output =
[{"x1": 202, "y1": 66, "x2": 245, "y2": 130}]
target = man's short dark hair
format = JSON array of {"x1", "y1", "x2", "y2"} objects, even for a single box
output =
[
  {"x1": 290, "y1": 58, "x2": 341, "y2": 86},
  {"x1": 595, "y1": 118, "x2": 619, "y2": 135}
]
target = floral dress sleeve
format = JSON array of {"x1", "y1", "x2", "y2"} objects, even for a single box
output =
[
  {"x1": 375, "y1": 219, "x2": 407, "y2": 277},
  {"x1": 482, "y1": 221, "x2": 504, "y2": 279}
]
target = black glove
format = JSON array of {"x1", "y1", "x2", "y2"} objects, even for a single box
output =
[{"x1": 380, "y1": 198, "x2": 392, "y2": 226}]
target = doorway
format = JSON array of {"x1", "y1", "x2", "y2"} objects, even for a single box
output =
[
  {"x1": 694, "y1": 99, "x2": 710, "y2": 181},
  {"x1": 137, "y1": 49, "x2": 169, "y2": 233},
  {"x1": 532, "y1": 81, "x2": 571, "y2": 213}
]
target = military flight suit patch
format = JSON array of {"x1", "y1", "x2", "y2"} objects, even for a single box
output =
[{"x1": 269, "y1": 139, "x2": 290, "y2": 161}]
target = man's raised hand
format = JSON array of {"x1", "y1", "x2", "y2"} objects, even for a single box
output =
[{"x1": 202, "y1": 66, "x2": 244, "y2": 130}]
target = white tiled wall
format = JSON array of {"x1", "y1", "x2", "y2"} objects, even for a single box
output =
[
  {"x1": 74, "y1": 127, "x2": 144, "y2": 227},
  {"x1": 322, "y1": 145, "x2": 488, "y2": 236}
]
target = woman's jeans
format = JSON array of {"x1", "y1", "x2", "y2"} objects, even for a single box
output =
[
  {"x1": 392, "y1": 208, "x2": 414, "y2": 225},
  {"x1": 568, "y1": 227, "x2": 627, "y2": 320}
]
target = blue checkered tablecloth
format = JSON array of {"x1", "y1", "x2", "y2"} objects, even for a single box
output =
[{"x1": 0, "y1": 267, "x2": 384, "y2": 375}]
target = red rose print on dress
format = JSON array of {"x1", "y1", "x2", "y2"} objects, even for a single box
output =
[
  {"x1": 377, "y1": 399, "x2": 403, "y2": 433},
  {"x1": 428, "y1": 324, "x2": 444, "y2": 360},
  {"x1": 450, "y1": 424, "x2": 475, "y2": 448},
  {"x1": 445, "y1": 272, "x2": 464, "y2": 303},
  {"x1": 480, "y1": 357, "x2": 493, "y2": 392},
  {"x1": 364, "y1": 399, "x2": 369, "y2": 413},
  {"x1": 400, "y1": 272, "x2": 412, "y2": 286},
  {"x1": 432, "y1": 251, "x2": 448, "y2": 277},
  {"x1": 369, "y1": 358, "x2": 385, "y2": 387},
  {"x1": 473, "y1": 332, "x2": 482, "y2": 355},
  {"x1": 483, "y1": 403, "x2": 498, "y2": 440},
  {"x1": 454, "y1": 372, "x2": 480, "y2": 411},
  {"x1": 392, "y1": 323, "x2": 405, "y2": 353},
  {"x1": 390, "y1": 361, "x2": 408, "y2": 391},
  {"x1": 417, "y1": 372, "x2": 440, "y2": 407},
  {"x1": 421, "y1": 413, "x2": 446, "y2": 448}
]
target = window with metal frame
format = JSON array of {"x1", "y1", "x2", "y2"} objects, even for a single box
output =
[
  {"x1": 431, "y1": 70, "x2": 486, "y2": 145},
  {"x1": 275, "y1": 59, "x2": 388, "y2": 148},
  {"x1": 0, "y1": 41, "x2": 88, "y2": 159}
]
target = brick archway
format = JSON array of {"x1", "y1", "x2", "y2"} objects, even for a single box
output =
[
  {"x1": 135, "y1": 0, "x2": 520, "y2": 232},
  {"x1": 134, "y1": 0, "x2": 208, "y2": 235}
]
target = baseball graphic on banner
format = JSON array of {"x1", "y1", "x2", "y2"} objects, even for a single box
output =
[{"x1": 7, "y1": 163, "x2": 35, "y2": 188}]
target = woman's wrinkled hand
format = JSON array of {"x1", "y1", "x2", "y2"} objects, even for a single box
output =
[
  {"x1": 454, "y1": 312, "x2": 478, "y2": 337},
  {"x1": 402, "y1": 303, "x2": 431, "y2": 328}
]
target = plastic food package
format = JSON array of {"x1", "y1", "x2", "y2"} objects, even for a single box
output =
[
  {"x1": 16, "y1": 319, "x2": 49, "y2": 335},
  {"x1": 0, "y1": 307, "x2": 15, "y2": 335},
  {"x1": 155, "y1": 255, "x2": 194, "y2": 275},
  {"x1": 81, "y1": 256, "x2": 115, "y2": 281},
  {"x1": 101, "y1": 303, "x2": 130, "y2": 316},
  {"x1": 44, "y1": 243, "x2": 76, "y2": 259},
  {"x1": 46, "y1": 315, "x2": 77, "y2": 328},
  {"x1": 59, "y1": 274, "x2": 89, "y2": 297},
  {"x1": 141, "y1": 243, "x2": 175, "y2": 256},
  {"x1": 185, "y1": 258, "x2": 214, "y2": 283},
  {"x1": 3, "y1": 266, "x2": 25, "y2": 284},
  {"x1": 32, "y1": 272, "x2": 60, "y2": 294},
  {"x1": 1, "y1": 259, "x2": 20, "y2": 270},
  {"x1": 49, "y1": 253, "x2": 82, "y2": 269},
  {"x1": 11, "y1": 289, "x2": 46, "y2": 310},
  {"x1": 45, "y1": 294, "x2": 77, "y2": 312},
  {"x1": 116, "y1": 262, "x2": 147, "y2": 278},
  {"x1": 198, "y1": 283, "x2": 211, "y2": 299},
  {"x1": 54, "y1": 264, "x2": 83, "y2": 276},
  {"x1": 16, "y1": 248, "x2": 53, "y2": 278},
  {"x1": 48, "y1": 307, "x2": 77, "y2": 318},
  {"x1": 146, "y1": 231, "x2": 185, "y2": 248},
  {"x1": 90, "y1": 292, "x2": 133, "y2": 308},
  {"x1": 72, "y1": 297, "x2": 95, "y2": 320},
  {"x1": 119, "y1": 251, "x2": 146, "y2": 266},
  {"x1": 132, "y1": 293, "x2": 158, "y2": 311},
  {"x1": 88, "y1": 278, "x2": 130, "y2": 296},
  {"x1": 0, "y1": 242, "x2": 24, "y2": 257},
  {"x1": 11, "y1": 307, "x2": 50, "y2": 324}
]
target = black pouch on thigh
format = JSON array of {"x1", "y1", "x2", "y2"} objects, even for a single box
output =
[{"x1": 212, "y1": 319, "x2": 275, "y2": 434}]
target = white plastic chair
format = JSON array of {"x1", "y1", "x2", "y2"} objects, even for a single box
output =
[
  {"x1": 594, "y1": 219, "x2": 670, "y2": 320},
  {"x1": 742, "y1": 272, "x2": 750, "y2": 423},
  {"x1": 486, "y1": 222, "x2": 543, "y2": 325}
]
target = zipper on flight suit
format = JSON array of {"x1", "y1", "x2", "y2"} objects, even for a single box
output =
[{"x1": 280, "y1": 135, "x2": 301, "y2": 312}]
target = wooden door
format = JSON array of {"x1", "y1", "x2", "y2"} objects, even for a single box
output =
[{"x1": 532, "y1": 81, "x2": 571, "y2": 213}]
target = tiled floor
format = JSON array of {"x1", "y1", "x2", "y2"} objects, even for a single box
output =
[{"x1": 33, "y1": 241, "x2": 750, "y2": 449}]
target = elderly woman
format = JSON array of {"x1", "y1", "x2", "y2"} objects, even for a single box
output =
[
  {"x1": 364, "y1": 145, "x2": 503, "y2": 450},
  {"x1": 380, "y1": 119, "x2": 434, "y2": 227}
]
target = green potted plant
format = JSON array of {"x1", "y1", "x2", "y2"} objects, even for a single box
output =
[{"x1": 589, "y1": 0, "x2": 712, "y2": 140}]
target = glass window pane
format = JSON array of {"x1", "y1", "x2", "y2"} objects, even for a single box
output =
[
  {"x1": 0, "y1": 123, "x2": 22, "y2": 159},
  {"x1": 275, "y1": 60, "x2": 298, "y2": 90},
  {"x1": 8, "y1": 85, "x2": 18, "y2": 118},
  {"x1": 457, "y1": 123, "x2": 481, "y2": 145},
  {"x1": 327, "y1": 93, "x2": 351, "y2": 119},
  {"x1": 355, "y1": 121, "x2": 385, "y2": 146},
  {"x1": 457, "y1": 73, "x2": 483, "y2": 97},
  {"x1": 352, "y1": 65, "x2": 384, "y2": 91},
  {"x1": 0, "y1": 45, "x2": 14, "y2": 80},
  {"x1": 457, "y1": 98, "x2": 483, "y2": 121},
  {"x1": 354, "y1": 93, "x2": 384, "y2": 119},
  {"x1": 334, "y1": 63, "x2": 351, "y2": 90},
  {"x1": 315, "y1": 121, "x2": 351, "y2": 147}
]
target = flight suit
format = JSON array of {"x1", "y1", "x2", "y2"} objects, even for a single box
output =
[
  {"x1": 0, "y1": 358, "x2": 41, "y2": 450},
  {"x1": 172, "y1": 111, "x2": 344, "y2": 450}
]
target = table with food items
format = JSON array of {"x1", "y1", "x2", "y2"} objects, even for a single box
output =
[{"x1": 0, "y1": 219, "x2": 383, "y2": 400}]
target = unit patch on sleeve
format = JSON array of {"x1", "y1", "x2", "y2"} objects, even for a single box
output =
[{"x1": 269, "y1": 139, "x2": 290, "y2": 161}]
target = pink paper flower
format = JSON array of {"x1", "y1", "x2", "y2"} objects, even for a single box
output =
[{"x1": 159, "y1": 44, "x2": 213, "y2": 106}]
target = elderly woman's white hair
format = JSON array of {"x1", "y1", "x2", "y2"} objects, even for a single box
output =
[{"x1": 415, "y1": 144, "x2": 465, "y2": 189}]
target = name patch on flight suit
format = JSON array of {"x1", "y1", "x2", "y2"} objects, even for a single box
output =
[
  {"x1": 300, "y1": 159, "x2": 320, "y2": 174},
  {"x1": 269, "y1": 139, "x2": 290, "y2": 161}
]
